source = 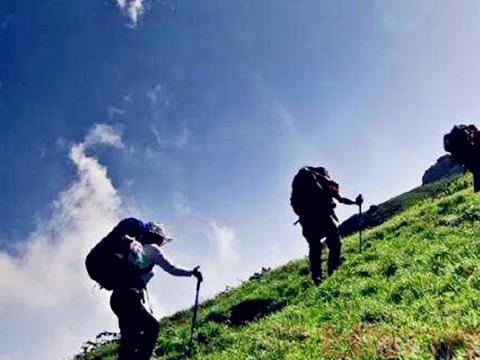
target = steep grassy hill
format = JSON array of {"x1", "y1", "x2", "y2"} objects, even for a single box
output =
[
  {"x1": 339, "y1": 173, "x2": 468, "y2": 238},
  {"x1": 78, "y1": 174, "x2": 480, "y2": 359}
]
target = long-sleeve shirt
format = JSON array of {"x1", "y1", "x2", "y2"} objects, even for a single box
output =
[
  {"x1": 108, "y1": 218, "x2": 192, "y2": 288},
  {"x1": 128, "y1": 239, "x2": 192, "y2": 287}
]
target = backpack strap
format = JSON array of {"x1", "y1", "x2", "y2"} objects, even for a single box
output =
[
  {"x1": 307, "y1": 168, "x2": 338, "y2": 200},
  {"x1": 303, "y1": 167, "x2": 326, "y2": 192}
]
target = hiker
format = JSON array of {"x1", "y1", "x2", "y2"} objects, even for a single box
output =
[
  {"x1": 290, "y1": 167, "x2": 362, "y2": 284},
  {"x1": 87, "y1": 218, "x2": 203, "y2": 360},
  {"x1": 444, "y1": 124, "x2": 480, "y2": 192}
]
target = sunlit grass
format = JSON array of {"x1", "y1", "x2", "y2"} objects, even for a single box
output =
[{"x1": 78, "y1": 174, "x2": 480, "y2": 359}]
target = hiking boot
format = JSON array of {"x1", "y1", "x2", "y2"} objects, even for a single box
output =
[{"x1": 312, "y1": 276, "x2": 322, "y2": 285}]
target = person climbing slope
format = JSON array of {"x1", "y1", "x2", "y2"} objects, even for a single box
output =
[
  {"x1": 291, "y1": 166, "x2": 362, "y2": 284},
  {"x1": 444, "y1": 124, "x2": 480, "y2": 192},
  {"x1": 86, "y1": 218, "x2": 203, "y2": 360}
]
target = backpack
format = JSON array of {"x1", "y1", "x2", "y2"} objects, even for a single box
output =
[
  {"x1": 444, "y1": 125, "x2": 478, "y2": 163},
  {"x1": 85, "y1": 235, "x2": 136, "y2": 290},
  {"x1": 290, "y1": 167, "x2": 334, "y2": 218}
]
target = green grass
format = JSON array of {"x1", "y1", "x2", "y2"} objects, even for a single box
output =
[
  {"x1": 339, "y1": 174, "x2": 470, "y2": 237},
  {"x1": 77, "y1": 174, "x2": 480, "y2": 359}
]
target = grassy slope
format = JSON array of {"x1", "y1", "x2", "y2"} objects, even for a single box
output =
[
  {"x1": 81, "y1": 174, "x2": 480, "y2": 359},
  {"x1": 338, "y1": 174, "x2": 469, "y2": 237}
]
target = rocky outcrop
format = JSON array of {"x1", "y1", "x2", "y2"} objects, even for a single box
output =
[
  {"x1": 422, "y1": 155, "x2": 463, "y2": 186},
  {"x1": 339, "y1": 155, "x2": 464, "y2": 238}
]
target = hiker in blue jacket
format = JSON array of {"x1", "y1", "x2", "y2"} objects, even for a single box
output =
[{"x1": 106, "y1": 218, "x2": 203, "y2": 360}]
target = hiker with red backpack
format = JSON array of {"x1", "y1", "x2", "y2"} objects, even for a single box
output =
[
  {"x1": 86, "y1": 218, "x2": 203, "y2": 360},
  {"x1": 444, "y1": 124, "x2": 480, "y2": 192},
  {"x1": 291, "y1": 167, "x2": 363, "y2": 285}
]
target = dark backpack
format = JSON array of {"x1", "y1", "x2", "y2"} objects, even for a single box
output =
[
  {"x1": 85, "y1": 235, "x2": 135, "y2": 290},
  {"x1": 290, "y1": 167, "x2": 333, "y2": 218},
  {"x1": 444, "y1": 125, "x2": 478, "y2": 163}
]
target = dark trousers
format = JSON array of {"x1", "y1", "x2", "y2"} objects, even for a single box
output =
[
  {"x1": 110, "y1": 288, "x2": 159, "y2": 360},
  {"x1": 473, "y1": 170, "x2": 480, "y2": 192},
  {"x1": 301, "y1": 216, "x2": 342, "y2": 279}
]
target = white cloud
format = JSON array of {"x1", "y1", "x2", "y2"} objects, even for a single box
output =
[
  {"x1": 146, "y1": 83, "x2": 172, "y2": 120},
  {"x1": 147, "y1": 82, "x2": 193, "y2": 151},
  {"x1": 107, "y1": 105, "x2": 126, "y2": 120},
  {"x1": 208, "y1": 222, "x2": 238, "y2": 265},
  {"x1": 170, "y1": 220, "x2": 242, "y2": 299},
  {"x1": 127, "y1": 0, "x2": 145, "y2": 25},
  {"x1": 83, "y1": 123, "x2": 124, "y2": 149},
  {"x1": 0, "y1": 124, "x2": 124, "y2": 360},
  {"x1": 114, "y1": 0, "x2": 147, "y2": 27},
  {"x1": 151, "y1": 123, "x2": 191, "y2": 151}
]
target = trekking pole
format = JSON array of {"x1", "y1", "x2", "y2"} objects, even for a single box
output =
[
  {"x1": 358, "y1": 202, "x2": 363, "y2": 253},
  {"x1": 355, "y1": 194, "x2": 364, "y2": 253},
  {"x1": 188, "y1": 278, "x2": 201, "y2": 357}
]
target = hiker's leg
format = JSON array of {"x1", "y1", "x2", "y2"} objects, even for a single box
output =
[
  {"x1": 326, "y1": 224, "x2": 342, "y2": 275},
  {"x1": 301, "y1": 220, "x2": 323, "y2": 282},
  {"x1": 117, "y1": 320, "x2": 141, "y2": 360},
  {"x1": 135, "y1": 303, "x2": 160, "y2": 360},
  {"x1": 473, "y1": 170, "x2": 480, "y2": 192},
  {"x1": 307, "y1": 237, "x2": 322, "y2": 281},
  {"x1": 111, "y1": 289, "x2": 144, "y2": 360}
]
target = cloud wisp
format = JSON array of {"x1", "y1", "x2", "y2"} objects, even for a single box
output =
[
  {"x1": 114, "y1": 0, "x2": 147, "y2": 27},
  {"x1": 208, "y1": 222, "x2": 238, "y2": 266},
  {"x1": 0, "y1": 124, "x2": 124, "y2": 360},
  {"x1": 151, "y1": 124, "x2": 191, "y2": 151},
  {"x1": 147, "y1": 83, "x2": 172, "y2": 120}
]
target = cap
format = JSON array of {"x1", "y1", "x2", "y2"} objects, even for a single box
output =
[
  {"x1": 144, "y1": 222, "x2": 173, "y2": 243},
  {"x1": 312, "y1": 167, "x2": 328, "y2": 177}
]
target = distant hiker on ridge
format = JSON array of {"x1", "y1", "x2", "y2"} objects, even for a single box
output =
[
  {"x1": 290, "y1": 167, "x2": 363, "y2": 284},
  {"x1": 86, "y1": 218, "x2": 203, "y2": 360},
  {"x1": 444, "y1": 124, "x2": 480, "y2": 192}
]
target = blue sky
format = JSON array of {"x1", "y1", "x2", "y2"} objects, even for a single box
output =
[{"x1": 2, "y1": 1, "x2": 480, "y2": 359}]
